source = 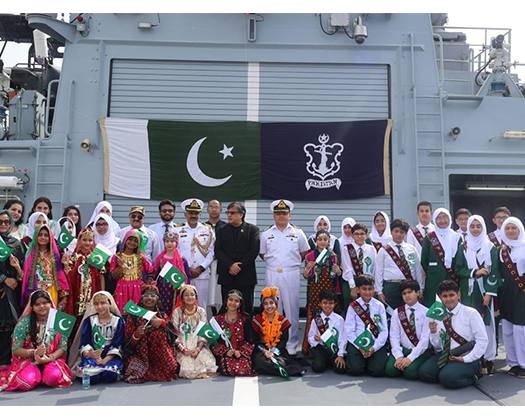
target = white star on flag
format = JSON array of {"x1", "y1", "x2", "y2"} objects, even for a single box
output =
[{"x1": 219, "y1": 144, "x2": 234, "y2": 160}]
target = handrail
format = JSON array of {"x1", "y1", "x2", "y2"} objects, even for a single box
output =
[{"x1": 45, "y1": 79, "x2": 59, "y2": 137}]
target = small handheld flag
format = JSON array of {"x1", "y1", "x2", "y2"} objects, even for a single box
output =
[
  {"x1": 194, "y1": 321, "x2": 220, "y2": 344},
  {"x1": 210, "y1": 317, "x2": 232, "y2": 348},
  {"x1": 0, "y1": 238, "x2": 13, "y2": 262},
  {"x1": 158, "y1": 262, "x2": 186, "y2": 289},
  {"x1": 92, "y1": 324, "x2": 107, "y2": 350},
  {"x1": 137, "y1": 230, "x2": 149, "y2": 252},
  {"x1": 46, "y1": 308, "x2": 76, "y2": 338},
  {"x1": 270, "y1": 356, "x2": 290, "y2": 379},
  {"x1": 354, "y1": 327, "x2": 375, "y2": 351},
  {"x1": 320, "y1": 327, "x2": 339, "y2": 356},
  {"x1": 315, "y1": 248, "x2": 330, "y2": 266},
  {"x1": 426, "y1": 295, "x2": 447, "y2": 321},
  {"x1": 57, "y1": 225, "x2": 75, "y2": 250},
  {"x1": 87, "y1": 244, "x2": 112, "y2": 270},
  {"x1": 123, "y1": 300, "x2": 156, "y2": 321}
]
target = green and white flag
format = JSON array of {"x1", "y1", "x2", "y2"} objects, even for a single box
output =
[
  {"x1": 46, "y1": 308, "x2": 76, "y2": 338},
  {"x1": 209, "y1": 317, "x2": 232, "y2": 348},
  {"x1": 92, "y1": 324, "x2": 107, "y2": 350},
  {"x1": 137, "y1": 230, "x2": 148, "y2": 253},
  {"x1": 123, "y1": 300, "x2": 156, "y2": 321},
  {"x1": 315, "y1": 248, "x2": 330, "y2": 266},
  {"x1": 87, "y1": 244, "x2": 112, "y2": 270},
  {"x1": 0, "y1": 238, "x2": 13, "y2": 262},
  {"x1": 270, "y1": 356, "x2": 290, "y2": 379},
  {"x1": 320, "y1": 327, "x2": 339, "y2": 356},
  {"x1": 56, "y1": 225, "x2": 75, "y2": 250},
  {"x1": 354, "y1": 326, "x2": 375, "y2": 351},
  {"x1": 426, "y1": 295, "x2": 447, "y2": 321},
  {"x1": 100, "y1": 117, "x2": 261, "y2": 200},
  {"x1": 159, "y1": 262, "x2": 186, "y2": 289},
  {"x1": 194, "y1": 320, "x2": 220, "y2": 344}
]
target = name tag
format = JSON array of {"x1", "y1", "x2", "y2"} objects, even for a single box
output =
[{"x1": 429, "y1": 262, "x2": 438, "y2": 267}]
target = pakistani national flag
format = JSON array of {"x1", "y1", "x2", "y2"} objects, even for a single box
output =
[
  {"x1": 315, "y1": 248, "x2": 330, "y2": 266},
  {"x1": 270, "y1": 356, "x2": 290, "y2": 379},
  {"x1": 354, "y1": 327, "x2": 375, "y2": 351},
  {"x1": 159, "y1": 262, "x2": 186, "y2": 289},
  {"x1": 46, "y1": 308, "x2": 76, "y2": 338},
  {"x1": 56, "y1": 225, "x2": 75, "y2": 250},
  {"x1": 123, "y1": 300, "x2": 156, "y2": 321},
  {"x1": 426, "y1": 296, "x2": 448, "y2": 321},
  {"x1": 87, "y1": 244, "x2": 112, "y2": 270},
  {"x1": 92, "y1": 324, "x2": 107, "y2": 350},
  {"x1": 194, "y1": 321, "x2": 220, "y2": 344},
  {"x1": 100, "y1": 118, "x2": 261, "y2": 200},
  {"x1": 136, "y1": 230, "x2": 148, "y2": 253},
  {"x1": 0, "y1": 238, "x2": 13, "y2": 262},
  {"x1": 320, "y1": 327, "x2": 339, "y2": 356}
]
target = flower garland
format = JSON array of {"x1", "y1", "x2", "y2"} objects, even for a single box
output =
[{"x1": 261, "y1": 311, "x2": 282, "y2": 349}]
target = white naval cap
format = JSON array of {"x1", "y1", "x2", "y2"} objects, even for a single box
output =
[
  {"x1": 181, "y1": 198, "x2": 204, "y2": 213},
  {"x1": 270, "y1": 199, "x2": 294, "y2": 213}
]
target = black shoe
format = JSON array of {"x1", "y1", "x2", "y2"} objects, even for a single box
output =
[
  {"x1": 514, "y1": 367, "x2": 525, "y2": 378},
  {"x1": 507, "y1": 366, "x2": 520, "y2": 376},
  {"x1": 485, "y1": 361, "x2": 495, "y2": 375}
]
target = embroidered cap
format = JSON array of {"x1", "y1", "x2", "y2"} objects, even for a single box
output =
[
  {"x1": 181, "y1": 198, "x2": 204, "y2": 213},
  {"x1": 129, "y1": 205, "x2": 145, "y2": 216},
  {"x1": 271, "y1": 199, "x2": 294, "y2": 213}
]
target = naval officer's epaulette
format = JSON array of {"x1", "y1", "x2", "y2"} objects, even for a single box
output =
[
  {"x1": 174, "y1": 223, "x2": 184, "y2": 227},
  {"x1": 265, "y1": 223, "x2": 301, "y2": 230}
]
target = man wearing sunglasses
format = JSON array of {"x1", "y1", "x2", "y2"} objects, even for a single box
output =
[
  {"x1": 117, "y1": 205, "x2": 160, "y2": 263},
  {"x1": 149, "y1": 200, "x2": 178, "y2": 258}
]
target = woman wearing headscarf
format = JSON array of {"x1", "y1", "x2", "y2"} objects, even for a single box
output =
[
  {"x1": 0, "y1": 290, "x2": 73, "y2": 391},
  {"x1": 92, "y1": 213, "x2": 120, "y2": 294},
  {"x1": 0, "y1": 210, "x2": 24, "y2": 367},
  {"x1": 368, "y1": 211, "x2": 393, "y2": 252},
  {"x1": 498, "y1": 217, "x2": 525, "y2": 378},
  {"x1": 462, "y1": 215, "x2": 502, "y2": 374},
  {"x1": 211, "y1": 289, "x2": 254, "y2": 376},
  {"x1": 22, "y1": 211, "x2": 49, "y2": 247},
  {"x1": 68, "y1": 291, "x2": 125, "y2": 384},
  {"x1": 20, "y1": 225, "x2": 69, "y2": 309},
  {"x1": 420, "y1": 208, "x2": 469, "y2": 307},
  {"x1": 339, "y1": 217, "x2": 356, "y2": 311},
  {"x1": 307, "y1": 215, "x2": 341, "y2": 258},
  {"x1": 124, "y1": 285, "x2": 178, "y2": 383},
  {"x1": 87, "y1": 201, "x2": 121, "y2": 235}
]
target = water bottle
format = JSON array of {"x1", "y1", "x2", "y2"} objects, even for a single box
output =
[{"x1": 82, "y1": 370, "x2": 90, "y2": 390}]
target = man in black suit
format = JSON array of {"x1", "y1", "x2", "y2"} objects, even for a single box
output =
[{"x1": 214, "y1": 202, "x2": 260, "y2": 315}]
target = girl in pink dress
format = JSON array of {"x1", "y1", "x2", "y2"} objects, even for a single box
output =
[
  {"x1": 0, "y1": 290, "x2": 73, "y2": 391},
  {"x1": 110, "y1": 229, "x2": 152, "y2": 312}
]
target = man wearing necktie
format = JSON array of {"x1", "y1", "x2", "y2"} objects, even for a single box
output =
[
  {"x1": 406, "y1": 201, "x2": 435, "y2": 256},
  {"x1": 455, "y1": 208, "x2": 471, "y2": 246},
  {"x1": 419, "y1": 280, "x2": 488, "y2": 388},
  {"x1": 148, "y1": 200, "x2": 177, "y2": 259}
]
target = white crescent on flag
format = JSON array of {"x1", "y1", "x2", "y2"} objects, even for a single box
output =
[
  {"x1": 186, "y1": 137, "x2": 232, "y2": 187},
  {"x1": 330, "y1": 342, "x2": 338, "y2": 354},
  {"x1": 360, "y1": 337, "x2": 371, "y2": 348},
  {"x1": 434, "y1": 307, "x2": 445, "y2": 317},
  {"x1": 58, "y1": 233, "x2": 68, "y2": 246},
  {"x1": 204, "y1": 329, "x2": 216, "y2": 340},
  {"x1": 486, "y1": 277, "x2": 498, "y2": 286},
  {"x1": 127, "y1": 305, "x2": 142, "y2": 314},
  {"x1": 92, "y1": 254, "x2": 104, "y2": 266},
  {"x1": 58, "y1": 318, "x2": 72, "y2": 332},
  {"x1": 0, "y1": 248, "x2": 9, "y2": 258}
]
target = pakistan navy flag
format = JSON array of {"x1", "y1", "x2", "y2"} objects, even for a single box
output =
[{"x1": 100, "y1": 118, "x2": 261, "y2": 200}]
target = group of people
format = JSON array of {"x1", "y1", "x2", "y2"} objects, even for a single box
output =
[{"x1": 0, "y1": 195, "x2": 524, "y2": 392}]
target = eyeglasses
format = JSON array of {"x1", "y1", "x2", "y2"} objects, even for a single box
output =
[
  {"x1": 0, "y1": 219, "x2": 10, "y2": 225},
  {"x1": 161, "y1": 209, "x2": 174, "y2": 213},
  {"x1": 130, "y1": 214, "x2": 144, "y2": 220}
]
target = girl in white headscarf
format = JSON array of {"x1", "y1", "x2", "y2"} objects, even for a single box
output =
[
  {"x1": 307, "y1": 216, "x2": 341, "y2": 258},
  {"x1": 87, "y1": 201, "x2": 121, "y2": 235},
  {"x1": 92, "y1": 213, "x2": 120, "y2": 256},
  {"x1": 68, "y1": 291, "x2": 124, "y2": 384},
  {"x1": 369, "y1": 211, "x2": 392, "y2": 251},
  {"x1": 498, "y1": 217, "x2": 525, "y2": 378},
  {"x1": 23, "y1": 211, "x2": 49, "y2": 247},
  {"x1": 464, "y1": 215, "x2": 502, "y2": 372},
  {"x1": 420, "y1": 208, "x2": 468, "y2": 307},
  {"x1": 339, "y1": 217, "x2": 356, "y2": 247}
]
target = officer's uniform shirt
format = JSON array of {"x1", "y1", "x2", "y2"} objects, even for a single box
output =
[
  {"x1": 407, "y1": 223, "x2": 435, "y2": 256},
  {"x1": 374, "y1": 240, "x2": 424, "y2": 294},
  {"x1": 259, "y1": 224, "x2": 309, "y2": 270},
  {"x1": 428, "y1": 303, "x2": 488, "y2": 363},
  {"x1": 340, "y1": 242, "x2": 376, "y2": 288},
  {"x1": 307, "y1": 311, "x2": 345, "y2": 349},
  {"x1": 340, "y1": 297, "x2": 388, "y2": 356},
  {"x1": 175, "y1": 222, "x2": 215, "y2": 279},
  {"x1": 389, "y1": 302, "x2": 430, "y2": 361},
  {"x1": 148, "y1": 221, "x2": 177, "y2": 259},
  {"x1": 118, "y1": 225, "x2": 160, "y2": 262}
]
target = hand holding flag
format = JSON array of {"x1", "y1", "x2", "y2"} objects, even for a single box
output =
[
  {"x1": 210, "y1": 317, "x2": 232, "y2": 348},
  {"x1": 87, "y1": 244, "x2": 112, "y2": 270},
  {"x1": 320, "y1": 327, "x2": 339, "y2": 356},
  {"x1": 354, "y1": 326, "x2": 375, "y2": 352},
  {"x1": 0, "y1": 238, "x2": 13, "y2": 262},
  {"x1": 158, "y1": 262, "x2": 186, "y2": 289},
  {"x1": 123, "y1": 300, "x2": 156, "y2": 321},
  {"x1": 92, "y1": 324, "x2": 107, "y2": 350},
  {"x1": 426, "y1": 295, "x2": 447, "y2": 321},
  {"x1": 57, "y1": 225, "x2": 75, "y2": 250},
  {"x1": 46, "y1": 308, "x2": 76, "y2": 339}
]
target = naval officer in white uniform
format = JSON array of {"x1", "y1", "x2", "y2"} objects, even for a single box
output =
[
  {"x1": 174, "y1": 199, "x2": 215, "y2": 310},
  {"x1": 260, "y1": 199, "x2": 309, "y2": 355}
]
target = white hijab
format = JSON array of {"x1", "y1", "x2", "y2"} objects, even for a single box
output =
[
  {"x1": 432, "y1": 208, "x2": 460, "y2": 269},
  {"x1": 87, "y1": 201, "x2": 121, "y2": 234},
  {"x1": 370, "y1": 211, "x2": 392, "y2": 245},
  {"x1": 465, "y1": 215, "x2": 493, "y2": 270},
  {"x1": 339, "y1": 217, "x2": 356, "y2": 246},
  {"x1": 57, "y1": 216, "x2": 78, "y2": 255},
  {"x1": 92, "y1": 213, "x2": 120, "y2": 255},
  {"x1": 310, "y1": 215, "x2": 337, "y2": 250},
  {"x1": 26, "y1": 211, "x2": 49, "y2": 238},
  {"x1": 500, "y1": 217, "x2": 525, "y2": 264}
]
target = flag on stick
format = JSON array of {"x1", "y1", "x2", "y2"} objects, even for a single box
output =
[{"x1": 123, "y1": 300, "x2": 156, "y2": 321}]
